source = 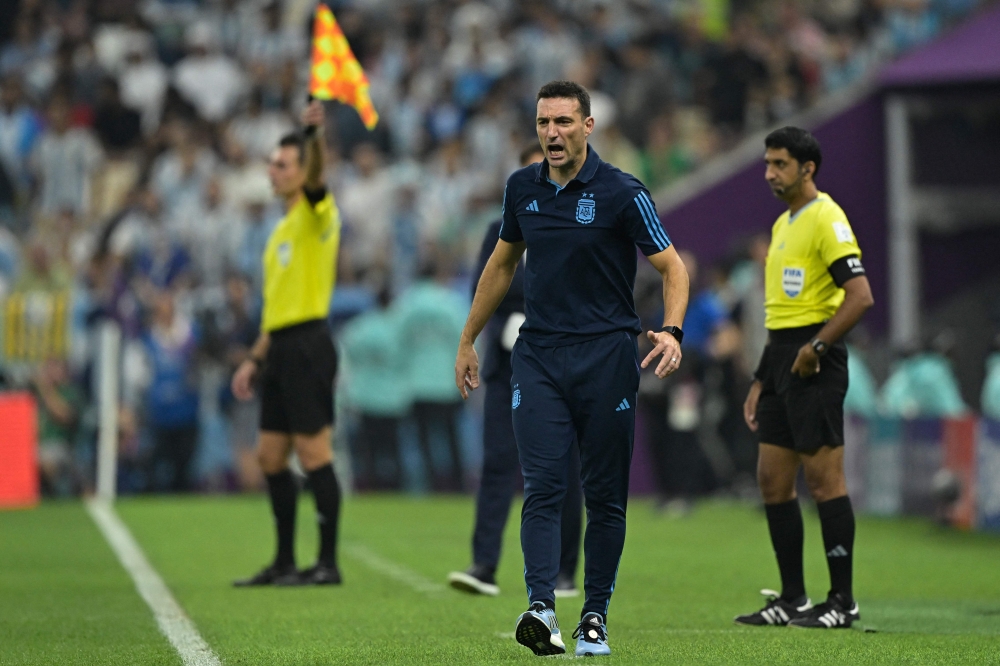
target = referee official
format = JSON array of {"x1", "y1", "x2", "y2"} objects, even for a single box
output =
[
  {"x1": 736, "y1": 127, "x2": 873, "y2": 628},
  {"x1": 231, "y1": 100, "x2": 343, "y2": 587},
  {"x1": 455, "y1": 81, "x2": 689, "y2": 657}
]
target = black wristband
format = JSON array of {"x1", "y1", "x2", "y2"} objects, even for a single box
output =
[
  {"x1": 660, "y1": 325, "x2": 684, "y2": 344},
  {"x1": 303, "y1": 125, "x2": 319, "y2": 138}
]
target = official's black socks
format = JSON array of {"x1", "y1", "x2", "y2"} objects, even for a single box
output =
[
  {"x1": 817, "y1": 495, "x2": 855, "y2": 601},
  {"x1": 265, "y1": 470, "x2": 298, "y2": 568},
  {"x1": 307, "y1": 463, "x2": 341, "y2": 568},
  {"x1": 764, "y1": 499, "x2": 806, "y2": 602}
]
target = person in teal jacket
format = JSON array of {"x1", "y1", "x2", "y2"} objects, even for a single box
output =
[
  {"x1": 395, "y1": 266, "x2": 470, "y2": 491},
  {"x1": 879, "y1": 347, "x2": 967, "y2": 419},
  {"x1": 981, "y1": 336, "x2": 1000, "y2": 421},
  {"x1": 843, "y1": 344, "x2": 878, "y2": 419},
  {"x1": 340, "y1": 291, "x2": 411, "y2": 490}
]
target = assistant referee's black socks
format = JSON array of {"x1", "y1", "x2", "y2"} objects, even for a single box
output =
[
  {"x1": 265, "y1": 470, "x2": 298, "y2": 568},
  {"x1": 764, "y1": 499, "x2": 805, "y2": 602},
  {"x1": 307, "y1": 463, "x2": 341, "y2": 568},
  {"x1": 817, "y1": 495, "x2": 855, "y2": 602}
]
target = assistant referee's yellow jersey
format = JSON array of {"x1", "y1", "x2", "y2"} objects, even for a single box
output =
[
  {"x1": 764, "y1": 192, "x2": 862, "y2": 330},
  {"x1": 261, "y1": 189, "x2": 341, "y2": 332}
]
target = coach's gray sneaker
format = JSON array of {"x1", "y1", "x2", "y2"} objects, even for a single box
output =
[
  {"x1": 788, "y1": 592, "x2": 859, "y2": 629},
  {"x1": 448, "y1": 565, "x2": 499, "y2": 596},
  {"x1": 515, "y1": 602, "x2": 565, "y2": 656},
  {"x1": 734, "y1": 589, "x2": 812, "y2": 626}
]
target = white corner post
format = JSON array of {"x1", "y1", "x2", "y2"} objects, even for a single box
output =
[
  {"x1": 886, "y1": 95, "x2": 919, "y2": 348},
  {"x1": 96, "y1": 320, "x2": 122, "y2": 502}
]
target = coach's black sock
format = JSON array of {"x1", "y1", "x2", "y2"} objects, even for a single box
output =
[
  {"x1": 817, "y1": 495, "x2": 855, "y2": 602},
  {"x1": 307, "y1": 463, "x2": 341, "y2": 568},
  {"x1": 265, "y1": 470, "x2": 298, "y2": 568},
  {"x1": 764, "y1": 499, "x2": 806, "y2": 602}
]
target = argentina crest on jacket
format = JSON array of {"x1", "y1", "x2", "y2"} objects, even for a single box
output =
[{"x1": 576, "y1": 193, "x2": 595, "y2": 224}]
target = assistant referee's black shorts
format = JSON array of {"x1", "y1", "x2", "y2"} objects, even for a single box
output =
[
  {"x1": 755, "y1": 323, "x2": 848, "y2": 453},
  {"x1": 260, "y1": 319, "x2": 337, "y2": 435}
]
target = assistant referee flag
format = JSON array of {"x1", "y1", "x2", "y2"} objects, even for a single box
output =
[{"x1": 308, "y1": 3, "x2": 378, "y2": 130}]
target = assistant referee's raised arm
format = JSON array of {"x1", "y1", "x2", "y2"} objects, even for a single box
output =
[
  {"x1": 455, "y1": 238, "x2": 527, "y2": 398},
  {"x1": 301, "y1": 100, "x2": 325, "y2": 190}
]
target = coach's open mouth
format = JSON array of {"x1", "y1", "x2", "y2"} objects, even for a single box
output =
[{"x1": 547, "y1": 144, "x2": 565, "y2": 160}]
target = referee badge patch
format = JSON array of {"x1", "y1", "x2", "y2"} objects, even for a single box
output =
[
  {"x1": 832, "y1": 221, "x2": 854, "y2": 243},
  {"x1": 277, "y1": 241, "x2": 292, "y2": 267},
  {"x1": 782, "y1": 267, "x2": 805, "y2": 297},
  {"x1": 576, "y1": 194, "x2": 595, "y2": 224}
]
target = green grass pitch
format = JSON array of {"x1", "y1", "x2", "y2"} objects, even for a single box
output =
[{"x1": 2, "y1": 495, "x2": 999, "y2": 665}]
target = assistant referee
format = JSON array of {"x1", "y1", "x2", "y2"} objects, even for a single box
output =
[
  {"x1": 231, "y1": 100, "x2": 343, "y2": 587},
  {"x1": 736, "y1": 127, "x2": 873, "y2": 628}
]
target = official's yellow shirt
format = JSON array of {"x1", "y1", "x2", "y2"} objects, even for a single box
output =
[
  {"x1": 764, "y1": 192, "x2": 862, "y2": 330},
  {"x1": 261, "y1": 189, "x2": 340, "y2": 332}
]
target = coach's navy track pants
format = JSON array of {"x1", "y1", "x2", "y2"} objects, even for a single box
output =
[{"x1": 511, "y1": 330, "x2": 639, "y2": 617}]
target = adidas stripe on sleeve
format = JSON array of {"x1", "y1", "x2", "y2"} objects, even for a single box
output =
[{"x1": 621, "y1": 187, "x2": 672, "y2": 256}]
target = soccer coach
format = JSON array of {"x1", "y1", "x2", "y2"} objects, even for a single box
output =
[
  {"x1": 736, "y1": 127, "x2": 873, "y2": 629},
  {"x1": 230, "y1": 100, "x2": 343, "y2": 587},
  {"x1": 455, "y1": 81, "x2": 689, "y2": 657}
]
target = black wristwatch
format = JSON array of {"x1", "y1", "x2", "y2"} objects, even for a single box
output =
[
  {"x1": 660, "y1": 325, "x2": 684, "y2": 345},
  {"x1": 811, "y1": 339, "x2": 829, "y2": 356}
]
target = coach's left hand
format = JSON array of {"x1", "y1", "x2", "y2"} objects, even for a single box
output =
[
  {"x1": 455, "y1": 338, "x2": 480, "y2": 400},
  {"x1": 643, "y1": 330, "x2": 682, "y2": 379},
  {"x1": 791, "y1": 344, "x2": 821, "y2": 378}
]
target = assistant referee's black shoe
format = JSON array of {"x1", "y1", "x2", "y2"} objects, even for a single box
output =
[
  {"x1": 788, "y1": 592, "x2": 859, "y2": 629},
  {"x1": 734, "y1": 589, "x2": 812, "y2": 626},
  {"x1": 275, "y1": 563, "x2": 343, "y2": 586},
  {"x1": 232, "y1": 562, "x2": 298, "y2": 587}
]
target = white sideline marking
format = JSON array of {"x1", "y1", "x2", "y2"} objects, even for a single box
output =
[
  {"x1": 86, "y1": 499, "x2": 222, "y2": 666},
  {"x1": 342, "y1": 542, "x2": 445, "y2": 595}
]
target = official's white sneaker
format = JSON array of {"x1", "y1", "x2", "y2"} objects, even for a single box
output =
[
  {"x1": 447, "y1": 565, "x2": 499, "y2": 596},
  {"x1": 733, "y1": 589, "x2": 812, "y2": 626},
  {"x1": 788, "y1": 593, "x2": 859, "y2": 629},
  {"x1": 554, "y1": 573, "x2": 580, "y2": 598}
]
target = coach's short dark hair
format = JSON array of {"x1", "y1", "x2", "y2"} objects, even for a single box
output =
[
  {"x1": 765, "y1": 126, "x2": 822, "y2": 177},
  {"x1": 537, "y1": 81, "x2": 591, "y2": 119},
  {"x1": 278, "y1": 132, "x2": 306, "y2": 165}
]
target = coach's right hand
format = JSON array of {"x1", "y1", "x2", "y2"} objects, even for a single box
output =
[
  {"x1": 455, "y1": 338, "x2": 480, "y2": 400},
  {"x1": 743, "y1": 379, "x2": 762, "y2": 432},
  {"x1": 232, "y1": 359, "x2": 258, "y2": 401}
]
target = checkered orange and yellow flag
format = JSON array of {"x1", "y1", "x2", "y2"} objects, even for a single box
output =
[{"x1": 308, "y1": 3, "x2": 378, "y2": 130}]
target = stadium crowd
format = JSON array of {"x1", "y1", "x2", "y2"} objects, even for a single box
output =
[{"x1": 0, "y1": 0, "x2": 990, "y2": 497}]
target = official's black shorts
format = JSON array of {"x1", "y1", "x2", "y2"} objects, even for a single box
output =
[
  {"x1": 755, "y1": 323, "x2": 848, "y2": 453},
  {"x1": 260, "y1": 319, "x2": 337, "y2": 435}
]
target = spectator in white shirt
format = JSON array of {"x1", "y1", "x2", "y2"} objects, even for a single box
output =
[
  {"x1": 118, "y1": 44, "x2": 169, "y2": 136},
  {"x1": 172, "y1": 24, "x2": 248, "y2": 123},
  {"x1": 149, "y1": 121, "x2": 216, "y2": 220},
  {"x1": 227, "y1": 88, "x2": 295, "y2": 160},
  {"x1": 32, "y1": 94, "x2": 103, "y2": 218},
  {"x1": 337, "y1": 142, "x2": 397, "y2": 271}
]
